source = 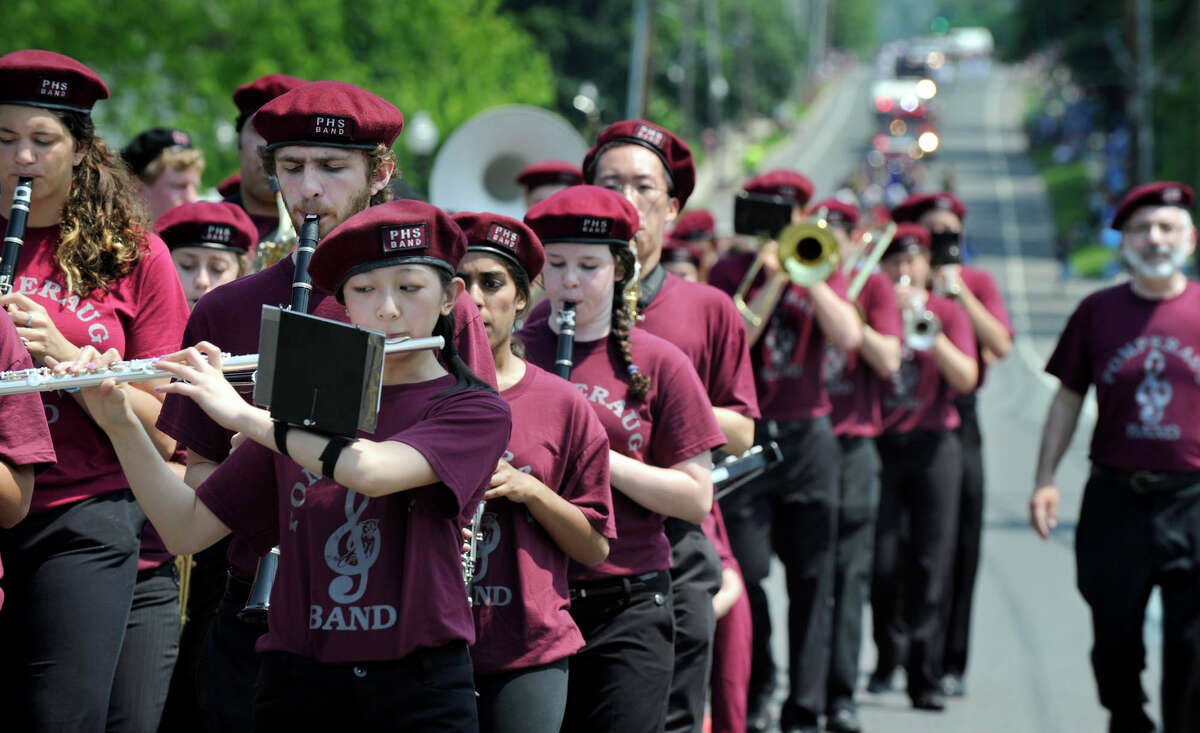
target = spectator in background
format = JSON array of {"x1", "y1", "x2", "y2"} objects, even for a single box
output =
[{"x1": 122, "y1": 127, "x2": 204, "y2": 221}]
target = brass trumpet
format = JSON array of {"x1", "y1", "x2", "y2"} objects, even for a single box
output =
[
  {"x1": 897, "y1": 274, "x2": 941, "y2": 351},
  {"x1": 733, "y1": 209, "x2": 839, "y2": 327},
  {"x1": 249, "y1": 178, "x2": 296, "y2": 273}
]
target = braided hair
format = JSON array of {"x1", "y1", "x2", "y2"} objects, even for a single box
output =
[{"x1": 607, "y1": 242, "x2": 650, "y2": 401}]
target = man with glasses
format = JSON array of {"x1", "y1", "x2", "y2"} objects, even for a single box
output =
[
  {"x1": 1033, "y1": 182, "x2": 1200, "y2": 733},
  {"x1": 527, "y1": 119, "x2": 760, "y2": 733}
]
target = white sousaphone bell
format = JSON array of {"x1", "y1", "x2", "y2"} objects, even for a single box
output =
[{"x1": 429, "y1": 105, "x2": 589, "y2": 219}]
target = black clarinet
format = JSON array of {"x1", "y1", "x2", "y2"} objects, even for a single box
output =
[
  {"x1": 553, "y1": 302, "x2": 576, "y2": 379},
  {"x1": 0, "y1": 177, "x2": 33, "y2": 295},
  {"x1": 239, "y1": 214, "x2": 320, "y2": 624}
]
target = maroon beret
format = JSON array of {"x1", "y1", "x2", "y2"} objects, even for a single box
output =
[
  {"x1": 453, "y1": 211, "x2": 545, "y2": 280},
  {"x1": 0, "y1": 49, "x2": 109, "y2": 114},
  {"x1": 309, "y1": 200, "x2": 466, "y2": 299},
  {"x1": 583, "y1": 120, "x2": 696, "y2": 207},
  {"x1": 516, "y1": 160, "x2": 583, "y2": 190},
  {"x1": 742, "y1": 170, "x2": 815, "y2": 207},
  {"x1": 892, "y1": 192, "x2": 966, "y2": 224},
  {"x1": 253, "y1": 81, "x2": 404, "y2": 152},
  {"x1": 882, "y1": 223, "x2": 931, "y2": 259},
  {"x1": 662, "y1": 238, "x2": 702, "y2": 266},
  {"x1": 809, "y1": 198, "x2": 860, "y2": 229},
  {"x1": 524, "y1": 185, "x2": 640, "y2": 246},
  {"x1": 671, "y1": 209, "x2": 716, "y2": 241},
  {"x1": 233, "y1": 73, "x2": 307, "y2": 119},
  {"x1": 1111, "y1": 181, "x2": 1195, "y2": 230},
  {"x1": 155, "y1": 201, "x2": 258, "y2": 254},
  {"x1": 216, "y1": 172, "x2": 242, "y2": 198}
]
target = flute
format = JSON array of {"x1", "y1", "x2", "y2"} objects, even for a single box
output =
[
  {"x1": 0, "y1": 336, "x2": 445, "y2": 396},
  {"x1": 553, "y1": 302, "x2": 577, "y2": 379},
  {"x1": 0, "y1": 177, "x2": 33, "y2": 295}
]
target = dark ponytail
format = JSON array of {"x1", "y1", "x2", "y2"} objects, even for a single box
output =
[
  {"x1": 608, "y1": 242, "x2": 651, "y2": 401},
  {"x1": 434, "y1": 270, "x2": 495, "y2": 395}
]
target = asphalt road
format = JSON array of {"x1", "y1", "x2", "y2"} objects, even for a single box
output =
[{"x1": 700, "y1": 63, "x2": 1163, "y2": 731}]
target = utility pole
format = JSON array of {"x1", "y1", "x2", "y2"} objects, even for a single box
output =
[
  {"x1": 703, "y1": 0, "x2": 724, "y2": 129},
  {"x1": 680, "y1": 0, "x2": 696, "y2": 136},
  {"x1": 1126, "y1": 0, "x2": 1154, "y2": 182},
  {"x1": 808, "y1": 0, "x2": 830, "y2": 93},
  {"x1": 736, "y1": 3, "x2": 756, "y2": 119},
  {"x1": 627, "y1": 0, "x2": 657, "y2": 120}
]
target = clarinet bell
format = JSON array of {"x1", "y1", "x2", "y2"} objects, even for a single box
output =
[{"x1": 237, "y1": 546, "x2": 280, "y2": 625}]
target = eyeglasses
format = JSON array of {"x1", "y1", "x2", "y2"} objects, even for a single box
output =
[{"x1": 597, "y1": 180, "x2": 668, "y2": 203}]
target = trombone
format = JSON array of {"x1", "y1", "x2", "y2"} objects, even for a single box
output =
[
  {"x1": 845, "y1": 221, "x2": 897, "y2": 302},
  {"x1": 732, "y1": 208, "x2": 840, "y2": 327}
]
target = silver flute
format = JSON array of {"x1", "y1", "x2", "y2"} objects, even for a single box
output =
[{"x1": 0, "y1": 336, "x2": 445, "y2": 396}]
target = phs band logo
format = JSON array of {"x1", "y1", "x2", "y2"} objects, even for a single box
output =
[
  {"x1": 579, "y1": 217, "x2": 612, "y2": 235},
  {"x1": 381, "y1": 223, "x2": 427, "y2": 253},
  {"x1": 634, "y1": 124, "x2": 664, "y2": 149},
  {"x1": 311, "y1": 115, "x2": 354, "y2": 138},
  {"x1": 204, "y1": 225, "x2": 231, "y2": 243},
  {"x1": 39, "y1": 79, "x2": 69, "y2": 99},
  {"x1": 486, "y1": 223, "x2": 519, "y2": 250}
]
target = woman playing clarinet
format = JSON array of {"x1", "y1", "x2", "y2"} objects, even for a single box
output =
[
  {"x1": 453, "y1": 211, "x2": 614, "y2": 733},
  {"x1": 65, "y1": 200, "x2": 510, "y2": 730},
  {"x1": 0, "y1": 50, "x2": 190, "y2": 729},
  {"x1": 519, "y1": 186, "x2": 725, "y2": 732}
]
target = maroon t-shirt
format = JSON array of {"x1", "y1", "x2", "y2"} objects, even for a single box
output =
[
  {"x1": 1046, "y1": 282, "x2": 1200, "y2": 473},
  {"x1": 471, "y1": 363, "x2": 615, "y2": 675},
  {"x1": 827, "y1": 272, "x2": 904, "y2": 437},
  {"x1": 881, "y1": 294, "x2": 975, "y2": 434},
  {"x1": 1, "y1": 222, "x2": 189, "y2": 513},
  {"x1": 196, "y1": 375, "x2": 511, "y2": 663},
  {"x1": 0, "y1": 317, "x2": 57, "y2": 610},
  {"x1": 156, "y1": 257, "x2": 495, "y2": 577},
  {"x1": 961, "y1": 265, "x2": 1012, "y2": 391},
  {"x1": 709, "y1": 252, "x2": 848, "y2": 420},
  {"x1": 520, "y1": 322, "x2": 725, "y2": 581},
  {"x1": 524, "y1": 272, "x2": 760, "y2": 420}
]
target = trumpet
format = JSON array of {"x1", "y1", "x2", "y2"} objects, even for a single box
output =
[
  {"x1": 249, "y1": 178, "x2": 297, "y2": 273},
  {"x1": 897, "y1": 275, "x2": 940, "y2": 351},
  {"x1": 0, "y1": 336, "x2": 446, "y2": 396},
  {"x1": 732, "y1": 208, "x2": 839, "y2": 327}
]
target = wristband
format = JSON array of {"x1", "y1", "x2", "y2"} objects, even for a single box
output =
[
  {"x1": 273, "y1": 420, "x2": 291, "y2": 458},
  {"x1": 319, "y1": 435, "x2": 354, "y2": 480}
]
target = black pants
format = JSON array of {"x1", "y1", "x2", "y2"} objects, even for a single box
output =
[
  {"x1": 871, "y1": 430, "x2": 961, "y2": 698},
  {"x1": 160, "y1": 537, "x2": 233, "y2": 733},
  {"x1": 107, "y1": 562, "x2": 181, "y2": 733},
  {"x1": 0, "y1": 491, "x2": 145, "y2": 732},
  {"x1": 563, "y1": 570, "x2": 675, "y2": 733},
  {"x1": 476, "y1": 658, "x2": 569, "y2": 733},
  {"x1": 944, "y1": 394, "x2": 984, "y2": 677},
  {"x1": 254, "y1": 643, "x2": 478, "y2": 732},
  {"x1": 664, "y1": 519, "x2": 722, "y2": 733},
  {"x1": 1075, "y1": 468, "x2": 1200, "y2": 733},
  {"x1": 719, "y1": 417, "x2": 839, "y2": 725},
  {"x1": 826, "y1": 435, "x2": 881, "y2": 712},
  {"x1": 196, "y1": 575, "x2": 266, "y2": 733}
]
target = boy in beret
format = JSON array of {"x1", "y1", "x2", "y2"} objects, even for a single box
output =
[
  {"x1": 1033, "y1": 181, "x2": 1200, "y2": 733},
  {"x1": 122, "y1": 127, "x2": 204, "y2": 221},
  {"x1": 891, "y1": 190, "x2": 1012, "y2": 697},
  {"x1": 516, "y1": 160, "x2": 583, "y2": 210}
]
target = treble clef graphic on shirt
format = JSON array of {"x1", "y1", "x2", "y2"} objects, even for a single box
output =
[
  {"x1": 1135, "y1": 348, "x2": 1173, "y2": 425},
  {"x1": 323, "y1": 490, "x2": 381, "y2": 604}
]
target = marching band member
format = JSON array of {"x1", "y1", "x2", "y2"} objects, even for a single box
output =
[
  {"x1": 153, "y1": 80, "x2": 495, "y2": 732},
  {"x1": 814, "y1": 198, "x2": 902, "y2": 733},
  {"x1": 669, "y1": 208, "x2": 719, "y2": 280},
  {"x1": 869, "y1": 223, "x2": 977, "y2": 712},
  {"x1": 223, "y1": 74, "x2": 307, "y2": 241},
  {"x1": 892, "y1": 191, "x2": 1012, "y2": 696},
  {"x1": 454, "y1": 211, "x2": 615, "y2": 733},
  {"x1": 68, "y1": 199, "x2": 511, "y2": 730},
  {"x1": 521, "y1": 185, "x2": 725, "y2": 733},
  {"x1": 0, "y1": 49, "x2": 190, "y2": 729},
  {"x1": 153, "y1": 200, "x2": 257, "y2": 732},
  {"x1": 121, "y1": 127, "x2": 204, "y2": 222},
  {"x1": 706, "y1": 504, "x2": 753, "y2": 733},
  {"x1": 1032, "y1": 182, "x2": 1200, "y2": 733},
  {"x1": 661, "y1": 236, "x2": 702, "y2": 282},
  {"x1": 709, "y1": 170, "x2": 862, "y2": 733},
  {"x1": 515, "y1": 160, "x2": 583, "y2": 211}
]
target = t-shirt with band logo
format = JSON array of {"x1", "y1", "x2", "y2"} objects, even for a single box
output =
[
  {"x1": 1046, "y1": 281, "x2": 1200, "y2": 473},
  {"x1": 196, "y1": 375, "x2": 511, "y2": 664}
]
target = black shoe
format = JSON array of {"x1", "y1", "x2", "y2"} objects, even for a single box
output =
[
  {"x1": 826, "y1": 706, "x2": 863, "y2": 733},
  {"x1": 911, "y1": 691, "x2": 946, "y2": 711},
  {"x1": 866, "y1": 669, "x2": 893, "y2": 694},
  {"x1": 746, "y1": 708, "x2": 772, "y2": 733},
  {"x1": 941, "y1": 672, "x2": 966, "y2": 697},
  {"x1": 780, "y1": 708, "x2": 819, "y2": 733}
]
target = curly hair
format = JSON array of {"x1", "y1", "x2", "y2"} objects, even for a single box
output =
[
  {"x1": 54, "y1": 111, "x2": 149, "y2": 297},
  {"x1": 608, "y1": 241, "x2": 651, "y2": 401}
]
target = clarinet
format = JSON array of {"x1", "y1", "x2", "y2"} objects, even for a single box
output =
[
  {"x1": 239, "y1": 214, "x2": 320, "y2": 624},
  {"x1": 463, "y1": 500, "x2": 487, "y2": 605},
  {"x1": 0, "y1": 177, "x2": 33, "y2": 295},
  {"x1": 553, "y1": 302, "x2": 577, "y2": 379}
]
